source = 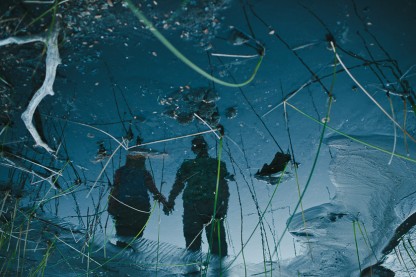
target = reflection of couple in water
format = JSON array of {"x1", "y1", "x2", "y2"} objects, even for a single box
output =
[{"x1": 107, "y1": 135, "x2": 230, "y2": 257}]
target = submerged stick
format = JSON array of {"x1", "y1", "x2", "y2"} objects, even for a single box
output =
[{"x1": 0, "y1": 17, "x2": 61, "y2": 153}]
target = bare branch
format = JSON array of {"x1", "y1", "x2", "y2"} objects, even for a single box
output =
[
  {"x1": 0, "y1": 17, "x2": 61, "y2": 153},
  {"x1": 0, "y1": 35, "x2": 45, "y2": 46}
]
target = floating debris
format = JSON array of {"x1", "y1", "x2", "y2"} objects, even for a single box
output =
[
  {"x1": 203, "y1": 88, "x2": 220, "y2": 103},
  {"x1": 254, "y1": 170, "x2": 293, "y2": 185},
  {"x1": 176, "y1": 112, "x2": 194, "y2": 125},
  {"x1": 197, "y1": 102, "x2": 217, "y2": 119},
  {"x1": 225, "y1": 106, "x2": 237, "y2": 119},
  {"x1": 184, "y1": 88, "x2": 206, "y2": 102},
  {"x1": 163, "y1": 108, "x2": 178, "y2": 119},
  {"x1": 128, "y1": 146, "x2": 168, "y2": 158},
  {"x1": 255, "y1": 152, "x2": 292, "y2": 185},
  {"x1": 160, "y1": 86, "x2": 220, "y2": 126},
  {"x1": 228, "y1": 27, "x2": 250, "y2": 46},
  {"x1": 93, "y1": 141, "x2": 110, "y2": 163},
  {"x1": 156, "y1": 0, "x2": 231, "y2": 48}
]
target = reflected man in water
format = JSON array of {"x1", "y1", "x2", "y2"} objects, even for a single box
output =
[
  {"x1": 164, "y1": 135, "x2": 231, "y2": 257},
  {"x1": 108, "y1": 137, "x2": 167, "y2": 238}
]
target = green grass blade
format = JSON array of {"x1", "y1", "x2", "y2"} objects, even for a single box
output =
[
  {"x1": 123, "y1": 0, "x2": 264, "y2": 88},
  {"x1": 353, "y1": 221, "x2": 362, "y2": 273}
]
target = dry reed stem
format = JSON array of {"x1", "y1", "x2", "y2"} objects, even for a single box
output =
[{"x1": 330, "y1": 41, "x2": 416, "y2": 145}]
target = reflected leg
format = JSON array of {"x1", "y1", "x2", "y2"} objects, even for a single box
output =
[
  {"x1": 206, "y1": 218, "x2": 228, "y2": 257},
  {"x1": 183, "y1": 202, "x2": 203, "y2": 252},
  {"x1": 114, "y1": 207, "x2": 150, "y2": 237}
]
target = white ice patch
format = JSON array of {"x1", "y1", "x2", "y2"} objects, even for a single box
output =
[{"x1": 279, "y1": 135, "x2": 416, "y2": 276}]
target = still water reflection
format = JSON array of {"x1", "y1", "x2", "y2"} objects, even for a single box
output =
[
  {"x1": 108, "y1": 136, "x2": 168, "y2": 238},
  {"x1": 109, "y1": 135, "x2": 231, "y2": 258},
  {"x1": 164, "y1": 135, "x2": 231, "y2": 257}
]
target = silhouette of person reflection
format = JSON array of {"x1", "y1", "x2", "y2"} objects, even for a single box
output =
[
  {"x1": 108, "y1": 136, "x2": 167, "y2": 238},
  {"x1": 163, "y1": 135, "x2": 231, "y2": 257}
]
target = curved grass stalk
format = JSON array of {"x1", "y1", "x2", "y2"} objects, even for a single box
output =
[
  {"x1": 402, "y1": 240, "x2": 416, "y2": 268},
  {"x1": 273, "y1": 47, "x2": 337, "y2": 256},
  {"x1": 394, "y1": 248, "x2": 403, "y2": 267},
  {"x1": 107, "y1": 194, "x2": 150, "y2": 214},
  {"x1": 400, "y1": 64, "x2": 416, "y2": 81},
  {"x1": 285, "y1": 102, "x2": 416, "y2": 164},
  {"x1": 0, "y1": 124, "x2": 8, "y2": 137},
  {"x1": 155, "y1": 207, "x2": 161, "y2": 276},
  {"x1": 54, "y1": 246, "x2": 77, "y2": 274},
  {"x1": 387, "y1": 96, "x2": 397, "y2": 165},
  {"x1": 51, "y1": 115, "x2": 220, "y2": 150},
  {"x1": 358, "y1": 222, "x2": 378, "y2": 262},
  {"x1": 408, "y1": 237, "x2": 416, "y2": 255},
  {"x1": 54, "y1": 235, "x2": 102, "y2": 267},
  {"x1": 226, "y1": 134, "x2": 285, "y2": 273},
  {"x1": 127, "y1": 128, "x2": 220, "y2": 149},
  {"x1": 18, "y1": 0, "x2": 69, "y2": 33},
  {"x1": 293, "y1": 164, "x2": 312, "y2": 258},
  {"x1": 86, "y1": 143, "x2": 123, "y2": 198},
  {"x1": 283, "y1": 100, "x2": 313, "y2": 260},
  {"x1": 225, "y1": 162, "x2": 288, "y2": 271},
  {"x1": 224, "y1": 142, "x2": 247, "y2": 275},
  {"x1": 329, "y1": 41, "x2": 416, "y2": 144},
  {"x1": 204, "y1": 137, "x2": 224, "y2": 274},
  {"x1": 155, "y1": 153, "x2": 167, "y2": 276},
  {"x1": 123, "y1": 0, "x2": 264, "y2": 88},
  {"x1": 7, "y1": 200, "x2": 19, "y2": 252},
  {"x1": 37, "y1": 183, "x2": 80, "y2": 206},
  {"x1": 87, "y1": 201, "x2": 159, "y2": 274},
  {"x1": 66, "y1": 120, "x2": 127, "y2": 151},
  {"x1": 262, "y1": 80, "x2": 312, "y2": 118},
  {"x1": 193, "y1": 113, "x2": 220, "y2": 140},
  {"x1": 186, "y1": 219, "x2": 212, "y2": 253},
  {"x1": 403, "y1": 100, "x2": 410, "y2": 156},
  {"x1": 353, "y1": 221, "x2": 362, "y2": 274},
  {"x1": 21, "y1": 217, "x2": 31, "y2": 272},
  {"x1": 29, "y1": 239, "x2": 55, "y2": 277},
  {"x1": 142, "y1": 260, "x2": 202, "y2": 269},
  {"x1": 7, "y1": 151, "x2": 62, "y2": 176},
  {"x1": 217, "y1": 220, "x2": 222, "y2": 274},
  {"x1": 224, "y1": 135, "x2": 244, "y2": 155},
  {"x1": 0, "y1": 75, "x2": 12, "y2": 87},
  {"x1": 397, "y1": 247, "x2": 412, "y2": 276},
  {"x1": 275, "y1": 96, "x2": 334, "y2": 254},
  {"x1": 211, "y1": 53, "x2": 259, "y2": 59},
  {"x1": 0, "y1": 190, "x2": 10, "y2": 218}
]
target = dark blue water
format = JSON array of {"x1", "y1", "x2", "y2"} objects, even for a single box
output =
[{"x1": 0, "y1": 0, "x2": 415, "y2": 276}]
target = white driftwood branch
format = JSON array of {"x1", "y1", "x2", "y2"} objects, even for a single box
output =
[
  {"x1": 0, "y1": 35, "x2": 45, "y2": 46},
  {"x1": 0, "y1": 19, "x2": 61, "y2": 153}
]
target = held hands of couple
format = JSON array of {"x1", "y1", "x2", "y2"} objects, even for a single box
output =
[
  {"x1": 162, "y1": 200, "x2": 174, "y2": 216},
  {"x1": 153, "y1": 193, "x2": 174, "y2": 215}
]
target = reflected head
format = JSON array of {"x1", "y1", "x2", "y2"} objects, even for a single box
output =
[
  {"x1": 191, "y1": 135, "x2": 208, "y2": 155},
  {"x1": 126, "y1": 152, "x2": 146, "y2": 167}
]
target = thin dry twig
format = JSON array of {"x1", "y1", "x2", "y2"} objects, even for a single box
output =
[
  {"x1": 329, "y1": 41, "x2": 416, "y2": 144},
  {"x1": 0, "y1": 160, "x2": 60, "y2": 190},
  {"x1": 262, "y1": 80, "x2": 312, "y2": 118},
  {"x1": 193, "y1": 113, "x2": 220, "y2": 139}
]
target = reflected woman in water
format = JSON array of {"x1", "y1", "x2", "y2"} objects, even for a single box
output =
[
  {"x1": 164, "y1": 135, "x2": 231, "y2": 257},
  {"x1": 108, "y1": 136, "x2": 167, "y2": 238}
]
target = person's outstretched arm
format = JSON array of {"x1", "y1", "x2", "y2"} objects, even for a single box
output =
[{"x1": 164, "y1": 163, "x2": 189, "y2": 214}]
